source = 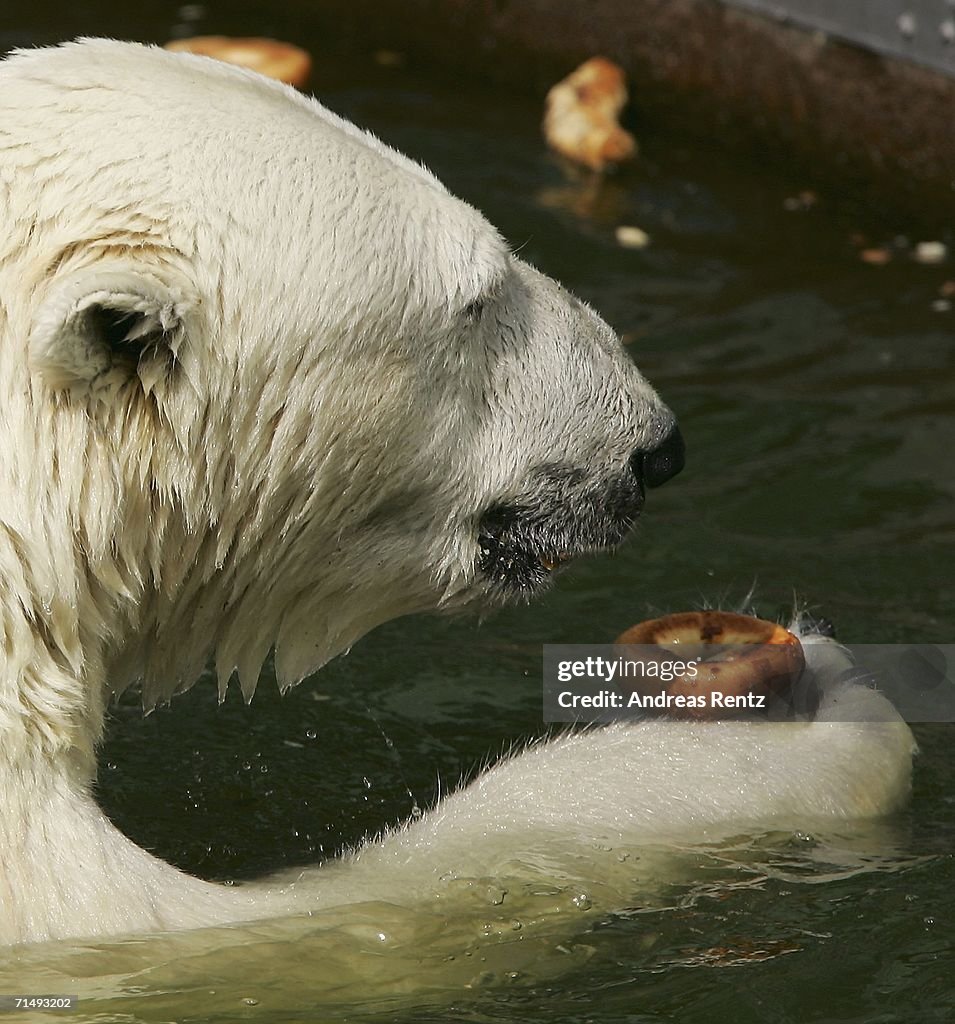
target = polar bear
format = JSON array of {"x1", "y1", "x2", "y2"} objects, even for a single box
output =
[{"x1": 0, "y1": 39, "x2": 913, "y2": 952}]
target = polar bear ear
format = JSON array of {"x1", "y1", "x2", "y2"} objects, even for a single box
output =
[{"x1": 28, "y1": 266, "x2": 196, "y2": 394}]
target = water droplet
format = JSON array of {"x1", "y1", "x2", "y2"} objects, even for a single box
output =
[
  {"x1": 898, "y1": 11, "x2": 917, "y2": 37},
  {"x1": 572, "y1": 893, "x2": 592, "y2": 911},
  {"x1": 241, "y1": 997, "x2": 259, "y2": 1006},
  {"x1": 305, "y1": 728, "x2": 317, "y2": 740},
  {"x1": 510, "y1": 919, "x2": 523, "y2": 931},
  {"x1": 485, "y1": 886, "x2": 506, "y2": 906}
]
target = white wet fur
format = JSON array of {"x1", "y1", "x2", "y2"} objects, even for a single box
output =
[{"x1": 0, "y1": 39, "x2": 914, "y2": 948}]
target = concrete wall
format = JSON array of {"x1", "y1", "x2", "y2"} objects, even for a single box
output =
[{"x1": 729, "y1": 0, "x2": 955, "y2": 78}]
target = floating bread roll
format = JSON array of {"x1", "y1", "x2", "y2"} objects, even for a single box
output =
[
  {"x1": 165, "y1": 37, "x2": 312, "y2": 88},
  {"x1": 543, "y1": 57, "x2": 638, "y2": 172},
  {"x1": 616, "y1": 611, "x2": 807, "y2": 720}
]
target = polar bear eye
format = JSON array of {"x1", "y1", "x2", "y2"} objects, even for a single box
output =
[
  {"x1": 462, "y1": 282, "x2": 504, "y2": 324},
  {"x1": 461, "y1": 260, "x2": 508, "y2": 324},
  {"x1": 462, "y1": 298, "x2": 486, "y2": 323}
]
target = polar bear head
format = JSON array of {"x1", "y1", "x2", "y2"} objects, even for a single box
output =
[{"x1": 0, "y1": 39, "x2": 681, "y2": 743}]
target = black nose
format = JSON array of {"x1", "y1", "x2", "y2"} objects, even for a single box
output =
[{"x1": 632, "y1": 425, "x2": 685, "y2": 488}]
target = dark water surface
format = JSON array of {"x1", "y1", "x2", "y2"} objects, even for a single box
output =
[{"x1": 5, "y1": 6, "x2": 955, "y2": 1022}]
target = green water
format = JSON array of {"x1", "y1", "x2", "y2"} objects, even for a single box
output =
[{"x1": 6, "y1": 7, "x2": 955, "y2": 1022}]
